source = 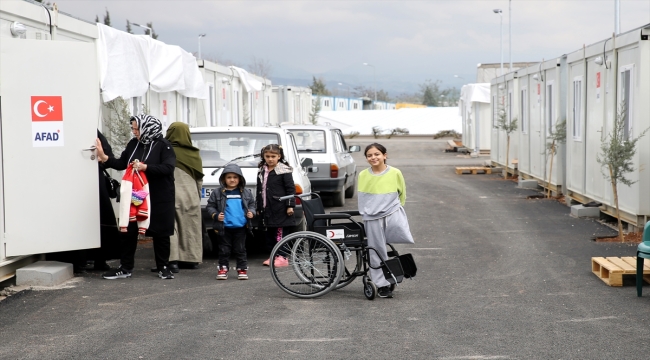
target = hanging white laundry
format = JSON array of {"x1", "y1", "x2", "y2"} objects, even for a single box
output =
[
  {"x1": 230, "y1": 66, "x2": 263, "y2": 92},
  {"x1": 97, "y1": 23, "x2": 150, "y2": 102},
  {"x1": 178, "y1": 51, "x2": 209, "y2": 99}
]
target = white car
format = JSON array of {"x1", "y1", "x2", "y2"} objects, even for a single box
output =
[
  {"x1": 283, "y1": 124, "x2": 360, "y2": 206},
  {"x1": 190, "y1": 126, "x2": 313, "y2": 236}
]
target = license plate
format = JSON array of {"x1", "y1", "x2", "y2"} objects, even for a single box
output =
[{"x1": 201, "y1": 187, "x2": 214, "y2": 198}]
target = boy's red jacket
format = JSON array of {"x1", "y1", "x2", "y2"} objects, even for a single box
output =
[{"x1": 118, "y1": 164, "x2": 150, "y2": 234}]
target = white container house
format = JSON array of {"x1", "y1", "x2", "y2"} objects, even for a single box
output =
[
  {"x1": 514, "y1": 57, "x2": 567, "y2": 194},
  {"x1": 0, "y1": 1, "x2": 101, "y2": 277},
  {"x1": 270, "y1": 86, "x2": 312, "y2": 125},
  {"x1": 459, "y1": 83, "x2": 491, "y2": 153},
  {"x1": 490, "y1": 71, "x2": 519, "y2": 174},
  {"x1": 565, "y1": 24, "x2": 650, "y2": 229}
]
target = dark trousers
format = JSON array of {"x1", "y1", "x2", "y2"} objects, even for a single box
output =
[
  {"x1": 120, "y1": 223, "x2": 170, "y2": 270},
  {"x1": 218, "y1": 227, "x2": 248, "y2": 269},
  {"x1": 266, "y1": 227, "x2": 294, "y2": 257}
]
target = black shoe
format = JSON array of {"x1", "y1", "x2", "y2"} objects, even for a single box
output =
[
  {"x1": 93, "y1": 262, "x2": 110, "y2": 271},
  {"x1": 377, "y1": 286, "x2": 393, "y2": 298},
  {"x1": 178, "y1": 262, "x2": 199, "y2": 270},
  {"x1": 150, "y1": 266, "x2": 158, "y2": 273},
  {"x1": 168, "y1": 262, "x2": 180, "y2": 273},
  {"x1": 158, "y1": 266, "x2": 174, "y2": 279},
  {"x1": 103, "y1": 266, "x2": 132, "y2": 280}
]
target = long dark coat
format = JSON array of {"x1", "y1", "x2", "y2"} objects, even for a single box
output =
[
  {"x1": 95, "y1": 131, "x2": 120, "y2": 260},
  {"x1": 256, "y1": 164, "x2": 296, "y2": 228},
  {"x1": 104, "y1": 136, "x2": 176, "y2": 236}
]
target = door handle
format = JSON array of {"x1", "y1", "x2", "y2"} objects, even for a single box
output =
[{"x1": 82, "y1": 145, "x2": 97, "y2": 160}]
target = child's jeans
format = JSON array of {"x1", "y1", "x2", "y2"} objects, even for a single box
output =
[
  {"x1": 219, "y1": 227, "x2": 247, "y2": 269},
  {"x1": 265, "y1": 227, "x2": 291, "y2": 257}
]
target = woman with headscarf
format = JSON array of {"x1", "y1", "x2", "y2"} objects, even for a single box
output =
[
  {"x1": 95, "y1": 114, "x2": 177, "y2": 280},
  {"x1": 165, "y1": 122, "x2": 204, "y2": 271}
]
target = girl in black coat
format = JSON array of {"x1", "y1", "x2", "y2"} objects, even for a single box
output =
[
  {"x1": 95, "y1": 114, "x2": 177, "y2": 280},
  {"x1": 256, "y1": 144, "x2": 295, "y2": 266}
]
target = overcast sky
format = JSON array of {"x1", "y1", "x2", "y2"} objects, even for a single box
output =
[{"x1": 53, "y1": 0, "x2": 650, "y2": 95}]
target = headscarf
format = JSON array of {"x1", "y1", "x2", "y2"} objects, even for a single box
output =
[
  {"x1": 165, "y1": 122, "x2": 204, "y2": 181},
  {"x1": 131, "y1": 114, "x2": 163, "y2": 145}
]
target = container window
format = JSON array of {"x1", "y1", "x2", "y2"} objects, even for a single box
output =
[
  {"x1": 546, "y1": 83, "x2": 554, "y2": 135},
  {"x1": 573, "y1": 79, "x2": 582, "y2": 140},
  {"x1": 492, "y1": 95, "x2": 497, "y2": 128},
  {"x1": 620, "y1": 67, "x2": 633, "y2": 139},
  {"x1": 208, "y1": 84, "x2": 215, "y2": 127},
  {"x1": 520, "y1": 88, "x2": 527, "y2": 134},
  {"x1": 508, "y1": 91, "x2": 513, "y2": 125}
]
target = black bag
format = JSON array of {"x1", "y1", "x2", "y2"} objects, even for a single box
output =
[
  {"x1": 382, "y1": 258, "x2": 405, "y2": 285},
  {"x1": 398, "y1": 253, "x2": 417, "y2": 279},
  {"x1": 103, "y1": 169, "x2": 121, "y2": 202}
]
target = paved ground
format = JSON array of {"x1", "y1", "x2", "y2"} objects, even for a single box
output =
[{"x1": 1, "y1": 138, "x2": 648, "y2": 359}]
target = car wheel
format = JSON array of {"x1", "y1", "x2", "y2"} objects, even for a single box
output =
[
  {"x1": 332, "y1": 186, "x2": 345, "y2": 207},
  {"x1": 345, "y1": 179, "x2": 356, "y2": 198}
]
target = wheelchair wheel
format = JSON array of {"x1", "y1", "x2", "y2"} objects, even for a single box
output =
[
  {"x1": 362, "y1": 276, "x2": 376, "y2": 300},
  {"x1": 270, "y1": 231, "x2": 344, "y2": 299},
  {"x1": 335, "y1": 247, "x2": 362, "y2": 290}
]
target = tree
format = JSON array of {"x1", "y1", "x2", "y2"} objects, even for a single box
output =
[
  {"x1": 248, "y1": 56, "x2": 272, "y2": 80},
  {"x1": 309, "y1": 96, "x2": 322, "y2": 125},
  {"x1": 544, "y1": 118, "x2": 566, "y2": 198},
  {"x1": 597, "y1": 103, "x2": 648, "y2": 242},
  {"x1": 103, "y1": 9, "x2": 111, "y2": 27},
  {"x1": 126, "y1": 20, "x2": 133, "y2": 34},
  {"x1": 309, "y1": 76, "x2": 331, "y2": 96},
  {"x1": 104, "y1": 97, "x2": 133, "y2": 156},
  {"x1": 352, "y1": 85, "x2": 391, "y2": 102},
  {"x1": 145, "y1": 22, "x2": 159, "y2": 39},
  {"x1": 496, "y1": 105, "x2": 518, "y2": 179},
  {"x1": 418, "y1": 79, "x2": 459, "y2": 107}
]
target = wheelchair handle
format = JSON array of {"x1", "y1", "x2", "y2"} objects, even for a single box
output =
[{"x1": 276, "y1": 194, "x2": 311, "y2": 202}]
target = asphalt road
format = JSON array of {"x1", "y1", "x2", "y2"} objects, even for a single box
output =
[{"x1": 1, "y1": 138, "x2": 648, "y2": 359}]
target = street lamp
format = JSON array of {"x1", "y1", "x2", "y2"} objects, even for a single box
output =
[
  {"x1": 493, "y1": 9, "x2": 503, "y2": 75},
  {"x1": 362, "y1": 63, "x2": 377, "y2": 109},
  {"x1": 198, "y1": 34, "x2": 206, "y2": 60},
  {"x1": 508, "y1": 0, "x2": 512, "y2": 72},
  {"x1": 337, "y1": 82, "x2": 351, "y2": 98},
  {"x1": 131, "y1": 23, "x2": 152, "y2": 37}
]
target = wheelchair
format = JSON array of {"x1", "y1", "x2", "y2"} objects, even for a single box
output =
[{"x1": 268, "y1": 193, "x2": 406, "y2": 300}]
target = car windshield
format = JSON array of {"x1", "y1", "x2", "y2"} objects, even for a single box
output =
[
  {"x1": 191, "y1": 132, "x2": 280, "y2": 167},
  {"x1": 288, "y1": 130, "x2": 326, "y2": 152}
]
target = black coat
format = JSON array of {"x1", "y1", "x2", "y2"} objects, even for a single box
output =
[
  {"x1": 104, "y1": 136, "x2": 176, "y2": 236},
  {"x1": 256, "y1": 165, "x2": 296, "y2": 228},
  {"x1": 96, "y1": 131, "x2": 120, "y2": 260}
]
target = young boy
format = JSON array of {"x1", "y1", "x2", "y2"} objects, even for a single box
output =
[{"x1": 207, "y1": 164, "x2": 255, "y2": 280}]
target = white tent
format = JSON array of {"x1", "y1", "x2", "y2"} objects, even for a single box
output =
[
  {"x1": 317, "y1": 107, "x2": 461, "y2": 136},
  {"x1": 459, "y1": 83, "x2": 491, "y2": 152}
]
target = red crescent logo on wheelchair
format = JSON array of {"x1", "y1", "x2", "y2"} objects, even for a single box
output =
[{"x1": 328, "y1": 231, "x2": 335, "y2": 238}]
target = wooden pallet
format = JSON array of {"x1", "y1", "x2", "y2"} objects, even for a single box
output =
[
  {"x1": 455, "y1": 167, "x2": 492, "y2": 175},
  {"x1": 591, "y1": 256, "x2": 650, "y2": 286}
]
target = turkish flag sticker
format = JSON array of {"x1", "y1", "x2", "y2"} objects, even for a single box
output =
[{"x1": 31, "y1": 96, "x2": 63, "y2": 121}]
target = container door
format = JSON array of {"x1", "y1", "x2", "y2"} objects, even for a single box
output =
[{"x1": 0, "y1": 39, "x2": 100, "y2": 256}]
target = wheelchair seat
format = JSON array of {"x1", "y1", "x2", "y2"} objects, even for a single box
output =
[{"x1": 301, "y1": 194, "x2": 365, "y2": 247}]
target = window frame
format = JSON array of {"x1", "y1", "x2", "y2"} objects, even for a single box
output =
[
  {"x1": 619, "y1": 64, "x2": 634, "y2": 140},
  {"x1": 572, "y1": 76, "x2": 582, "y2": 141},
  {"x1": 546, "y1": 81, "x2": 555, "y2": 137},
  {"x1": 520, "y1": 87, "x2": 528, "y2": 134}
]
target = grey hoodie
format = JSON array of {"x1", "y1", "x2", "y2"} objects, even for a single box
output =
[{"x1": 206, "y1": 163, "x2": 256, "y2": 233}]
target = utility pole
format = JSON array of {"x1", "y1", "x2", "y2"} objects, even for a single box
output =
[{"x1": 615, "y1": 0, "x2": 620, "y2": 35}]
